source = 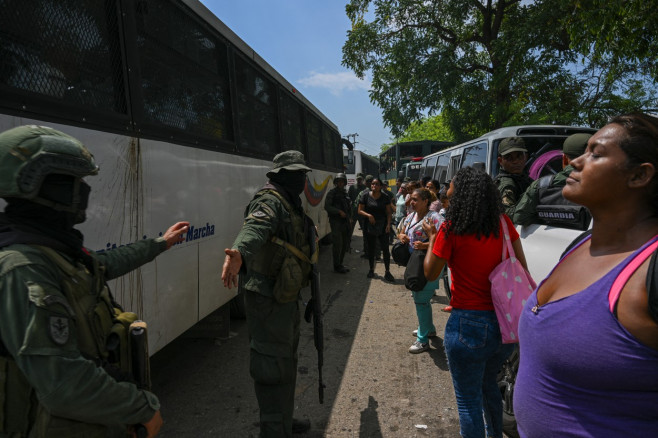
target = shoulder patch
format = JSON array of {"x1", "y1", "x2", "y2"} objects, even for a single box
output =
[
  {"x1": 246, "y1": 203, "x2": 276, "y2": 222},
  {"x1": 49, "y1": 316, "x2": 70, "y2": 345}
]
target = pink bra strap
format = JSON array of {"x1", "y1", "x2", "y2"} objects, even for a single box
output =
[{"x1": 608, "y1": 237, "x2": 658, "y2": 312}]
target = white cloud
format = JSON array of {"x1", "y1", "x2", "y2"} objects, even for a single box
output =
[{"x1": 297, "y1": 71, "x2": 370, "y2": 95}]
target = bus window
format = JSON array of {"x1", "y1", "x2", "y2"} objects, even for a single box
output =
[
  {"x1": 461, "y1": 142, "x2": 487, "y2": 170},
  {"x1": 447, "y1": 153, "x2": 462, "y2": 181},
  {"x1": 305, "y1": 113, "x2": 323, "y2": 164},
  {"x1": 137, "y1": 0, "x2": 233, "y2": 142},
  {"x1": 322, "y1": 125, "x2": 336, "y2": 168},
  {"x1": 280, "y1": 91, "x2": 304, "y2": 152},
  {"x1": 235, "y1": 56, "x2": 279, "y2": 154},
  {"x1": 422, "y1": 155, "x2": 438, "y2": 180},
  {"x1": 435, "y1": 154, "x2": 450, "y2": 183}
]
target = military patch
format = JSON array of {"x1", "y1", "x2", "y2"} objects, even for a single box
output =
[
  {"x1": 251, "y1": 210, "x2": 268, "y2": 218},
  {"x1": 49, "y1": 316, "x2": 70, "y2": 345}
]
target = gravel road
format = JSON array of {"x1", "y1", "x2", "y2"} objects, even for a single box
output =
[{"x1": 151, "y1": 230, "x2": 462, "y2": 437}]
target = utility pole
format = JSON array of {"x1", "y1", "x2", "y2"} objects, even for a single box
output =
[{"x1": 344, "y1": 133, "x2": 359, "y2": 148}]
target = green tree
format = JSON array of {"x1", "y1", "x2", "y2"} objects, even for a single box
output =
[
  {"x1": 343, "y1": 0, "x2": 657, "y2": 140},
  {"x1": 396, "y1": 113, "x2": 453, "y2": 143}
]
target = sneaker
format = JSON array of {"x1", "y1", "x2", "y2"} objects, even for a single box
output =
[
  {"x1": 412, "y1": 329, "x2": 437, "y2": 338},
  {"x1": 384, "y1": 271, "x2": 395, "y2": 282},
  {"x1": 408, "y1": 341, "x2": 429, "y2": 354},
  {"x1": 333, "y1": 265, "x2": 349, "y2": 274},
  {"x1": 360, "y1": 253, "x2": 368, "y2": 259},
  {"x1": 367, "y1": 270, "x2": 375, "y2": 278},
  {"x1": 441, "y1": 306, "x2": 453, "y2": 313},
  {"x1": 292, "y1": 418, "x2": 311, "y2": 434}
]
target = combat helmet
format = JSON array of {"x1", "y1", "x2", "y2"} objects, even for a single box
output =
[
  {"x1": 0, "y1": 125, "x2": 99, "y2": 214},
  {"x1": 334, "y1": 172, "x2": 347, "y2": 184}
]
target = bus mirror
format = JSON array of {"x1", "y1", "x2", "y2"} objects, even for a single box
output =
[{"x1": 347, "y1": 149, "x2": 354, "y2": 164}]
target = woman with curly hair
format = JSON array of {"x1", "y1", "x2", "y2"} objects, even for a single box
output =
[{"x1": 422, "y1": 166, "x2": 528, "y2": 438}]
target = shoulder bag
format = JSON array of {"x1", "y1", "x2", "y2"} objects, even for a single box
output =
[
  {"x1": 404, "y1": 248, "x2": 428, "y2": 292},
  {"x1": 489, "y1": 216, "x2": 536, "y2": 343}
]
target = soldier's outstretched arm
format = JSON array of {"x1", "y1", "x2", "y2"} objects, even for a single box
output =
[
  {"x1": 97, "y1": 221, "x2": 190, "y2": 280},
  {"x1": 222, "y1": 195, "x2": 281, "y2": 288}
]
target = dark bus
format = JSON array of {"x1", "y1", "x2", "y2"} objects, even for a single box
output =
[{"x1": 379, "y1": 140, "x2": 454, "y2": 188}]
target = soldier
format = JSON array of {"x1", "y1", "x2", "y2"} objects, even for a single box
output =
[
  {"x1": 0, "y1": 125, "x2": 189, "y2": 437},
  {"x1": 512, "y1": 133, "x2": 592, "y2": 228},
  {"x1": 494, "y1": 137, "x2": 533, "y2": 216},
  {"x1": 221, "y1": 150, "x2": 315, "y2": 437},
  {"x1": 347, "y1": 173, "x2": 367, "y2": 251},
  {"x1": 355, "y1": 174, "x2": 374, "y2": 258},
  {"x1": 325, "y1": 173, "x2": 351, "y2": 273}
]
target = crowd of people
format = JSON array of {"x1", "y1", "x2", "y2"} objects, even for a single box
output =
[{"x1": 1, "y1": 112, "x2": 657, "y2": 437}]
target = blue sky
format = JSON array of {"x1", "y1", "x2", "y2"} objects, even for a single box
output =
[{"x1": 199, "y1": 0, "x2": 390, "y2": 156}]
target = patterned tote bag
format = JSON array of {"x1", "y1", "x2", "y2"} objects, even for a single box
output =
[{"x1": 489, "y1": 216, "x2": 537, "y2": 343}]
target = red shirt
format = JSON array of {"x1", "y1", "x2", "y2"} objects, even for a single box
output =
[{"x1": 432, "y1": 214, "x2": 519, "y2": 311}]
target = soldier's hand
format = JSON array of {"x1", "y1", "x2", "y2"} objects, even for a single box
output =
[
  {"x1": 338, "y1": 211, "x2": 347, "y2": 218},
  {"x1": 132, "y1": 410, "x2": 162, "y2": 437},
  {"x1": 221, "y1": 249, "x2": 243, "y2": 289},
  {"x1": 162, "y1": 222, "x2": 190, "y2": 249}
]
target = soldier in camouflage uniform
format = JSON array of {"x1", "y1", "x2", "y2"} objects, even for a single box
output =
[
  {"x1": 221, "y1": 150, "x2": 314, "y2": 437},
  {"x1": 355, "y1": 174, "x2": 374, "y2": 258},
  {"x1": 512, "y1": 133, "x2": 592, "y2": 227},
  {"x1": 324, "y1": 173, "x2": 351, "y2": 273},
  {"x1": 347, "y1": 173, "x2": 366, "y2": 251},
  {"x1": 494, "y1": 137, "x2": 533, "y2": 216},
  {"x1": 0, "y1": 125, "x2": 189, "y2": 437}
]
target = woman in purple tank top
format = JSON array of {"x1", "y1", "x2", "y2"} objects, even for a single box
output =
[{"x1": 514, "y1": 113, "x2": 658, "y2": 437}]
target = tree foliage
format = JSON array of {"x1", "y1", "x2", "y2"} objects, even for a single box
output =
[{"x1": 342, "y1": 0, "x2": 658, "y2": 142}]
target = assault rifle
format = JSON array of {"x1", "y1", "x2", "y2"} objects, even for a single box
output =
[{"x1": 304, "y1": 218, "x2": 326, "y2": 404}]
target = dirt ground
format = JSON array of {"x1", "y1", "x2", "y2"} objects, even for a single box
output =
[{"x1": 150, "y1": 229, "x2": 462, "y2": 437}]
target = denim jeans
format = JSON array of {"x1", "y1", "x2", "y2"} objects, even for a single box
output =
[{"x1": 444, "y1": 309, "x2": 514, "y2": 438}]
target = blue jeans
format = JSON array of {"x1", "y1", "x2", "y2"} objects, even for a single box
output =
[
  {"x1": 413, "y1": 279, "x2": 439, "y2": 344},
  {"x1": 444, "y1": 309, "x2": 514, "y2": 438}
]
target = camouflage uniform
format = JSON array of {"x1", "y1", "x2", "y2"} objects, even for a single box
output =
[
  {"x1": 0, "y1": 126, "x2": 162, "y2": 437},
  {"x1": 512, "y1": 165, "x2": 572, "y2": 226},
  {"x1": 324, "y1": 174, "x2": 351, "y2": 272},
  {"x1": 495, "y1": 169, "x2": 533, "y2": 217},
  {"x1": 230, "y1": 151, "x2": 313, "y2": 437}
]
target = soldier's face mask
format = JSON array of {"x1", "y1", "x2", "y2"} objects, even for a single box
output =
[
  {"x1": 38, "y1": 174, "x2": 91, "y2": 224},
  {"x1": 271, "y1": 169, "x2": 308, "y2": 195}
]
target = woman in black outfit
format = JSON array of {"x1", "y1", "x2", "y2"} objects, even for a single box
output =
[{"x1": 358, "y1": 177, "x2": 395, "y2": 281}]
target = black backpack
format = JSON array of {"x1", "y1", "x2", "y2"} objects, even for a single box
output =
[{"x1": 535, "y1": 175, "x2": 591, "y2": 230}]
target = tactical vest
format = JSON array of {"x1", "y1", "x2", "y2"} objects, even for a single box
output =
[
  {"x1": 0, "y1": 245, "x2": 140, "y2": 437},
  {"x1": 327, "y1": 187, "x2": 351, "y2": 220},
  {"x1": 243, "y1": 189, "x2": 312, "y2": 302},
  {"x1": 535, "y1": 175, "x2": 592, "y2": 230}
]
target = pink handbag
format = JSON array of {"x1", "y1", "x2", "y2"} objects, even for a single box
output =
[{"x1": 489, "y1": 216, "x2": 536, "y2": 343}]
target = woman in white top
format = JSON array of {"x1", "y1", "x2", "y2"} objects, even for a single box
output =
[{"x1": 397, "y1": 188, "x2": 444, "y2": 353}]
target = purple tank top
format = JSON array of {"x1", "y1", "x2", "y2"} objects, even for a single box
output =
[{"x1": 514, "y1": 236, "x2": 658, "y2": 437}]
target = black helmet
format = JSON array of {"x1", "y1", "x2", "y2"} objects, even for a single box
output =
[{"x1": 334, "y1": 172, "x2": 347, "y2": 184}]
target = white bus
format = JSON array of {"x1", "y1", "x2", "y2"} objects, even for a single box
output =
[
  {"x1": 419, "y1": 125, "x2": 597, "y2": 283},
  {"x1": 342, "y1": 149, "x2": 380, "y2": 186},
  {"x1": 0, "y1": 0, "x2": 342, "y2": 353}
]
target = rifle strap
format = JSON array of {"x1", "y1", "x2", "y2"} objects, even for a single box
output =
[{"x1": 270, "y1": 236, "x2": 318, "y2": 264}]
